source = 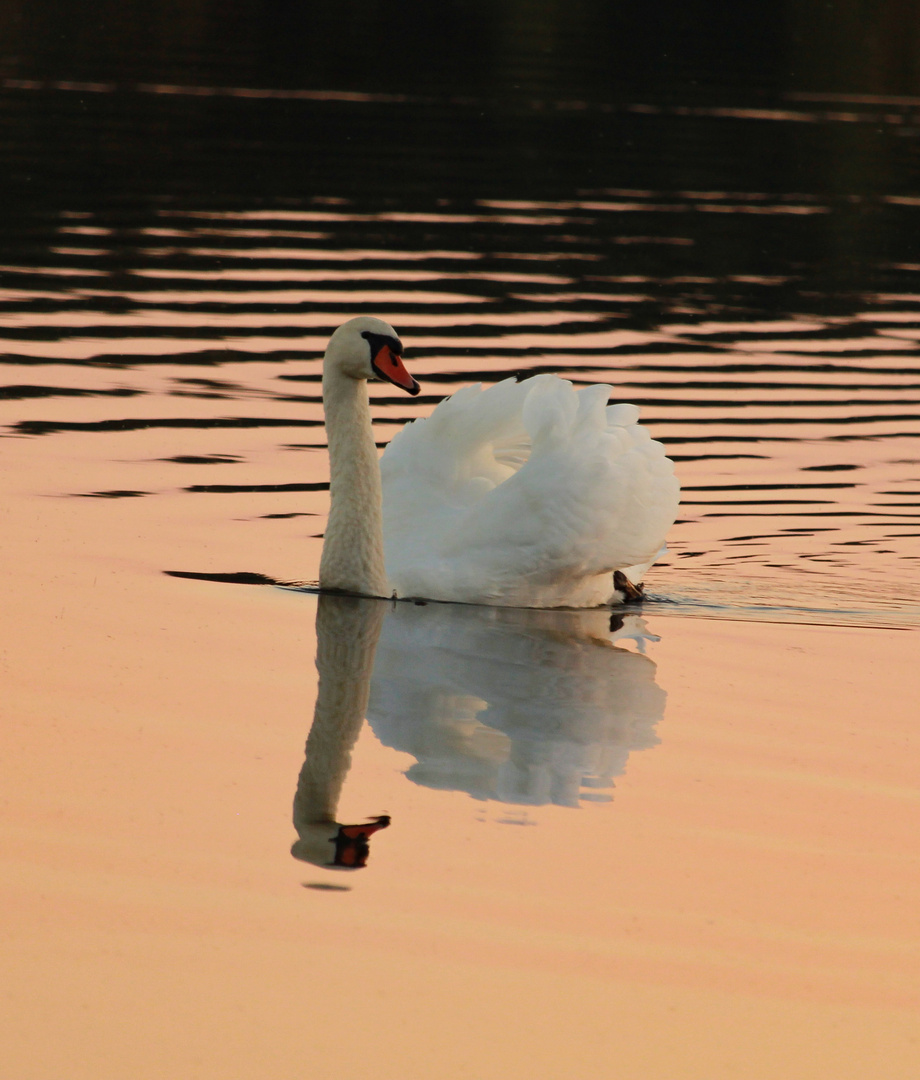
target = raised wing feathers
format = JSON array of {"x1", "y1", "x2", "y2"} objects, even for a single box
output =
[{"x1": 380, "y1": 375, "x2": 678, "y2": 606}]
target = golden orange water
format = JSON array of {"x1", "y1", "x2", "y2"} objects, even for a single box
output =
[
  {"x1": 3, "y1": 401, "x2": 919, "y2": 1080},
  {"x1": 3, "y1": 66, "x2": 920, "y2": 1075}
]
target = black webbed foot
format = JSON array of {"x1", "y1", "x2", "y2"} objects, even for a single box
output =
[{"x1": 613, "y1": 570, "x2": 645, "y2": 604}]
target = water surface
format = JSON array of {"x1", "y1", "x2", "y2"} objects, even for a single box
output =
[
  {"x1": 3, "y1": 75, "x2": 920, "y2": 625},
  {"x1": 2, "y1": 18, "x2": 920, "y2": 1080}
]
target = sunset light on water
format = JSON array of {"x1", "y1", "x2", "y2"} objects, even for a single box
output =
[{"x1": 2, "y1": 5, "x2": 920, "y2": 1078}]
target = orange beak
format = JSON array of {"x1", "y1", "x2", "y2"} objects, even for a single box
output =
[{"x1": 372, "y1": 344, "x2": 420, "y2": 396}]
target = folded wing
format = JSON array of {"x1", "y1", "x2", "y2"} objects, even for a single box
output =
[{"x1": 381, "y1": 375, "x2": 679, "y2": 606}]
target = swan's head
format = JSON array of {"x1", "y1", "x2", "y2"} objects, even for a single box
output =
[
  {"x1": 324, "y1": 316, "x2": 420, "y2": 395},
  {"x1": 291, "y1": 815, "x2": 391, "y2": 870}
]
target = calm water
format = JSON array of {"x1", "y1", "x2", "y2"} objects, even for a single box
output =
[{"x1": 3, "y1": 15, "x2": 920, "y2": 1079}]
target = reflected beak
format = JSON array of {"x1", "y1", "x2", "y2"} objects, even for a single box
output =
[
  {"x1": 330, "y1": 815, "x2": 391, "y2": 869},
  {"x1": 372, "y1": 344, "x2": 420, "y2": 396}
]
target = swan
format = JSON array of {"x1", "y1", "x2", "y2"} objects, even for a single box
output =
[{"x1": 319, "y1": 316, "x2": 679, "y2": 607}]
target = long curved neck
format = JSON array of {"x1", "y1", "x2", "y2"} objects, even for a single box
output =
[{"x1": 319, "y1": 368, "x2": 389, "y2": 597}]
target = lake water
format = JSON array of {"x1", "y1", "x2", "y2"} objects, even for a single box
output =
[{"x1": 2, "y1": 14, "x2": 920, "y2": 1079}]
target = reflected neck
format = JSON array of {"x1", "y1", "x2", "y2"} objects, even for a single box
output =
[{"x1": 294, "y1": 594, "x2": 387, "y2": 824}]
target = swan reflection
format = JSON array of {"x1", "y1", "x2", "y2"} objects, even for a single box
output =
[
  {"x1": 293, "y1": 594, "x2": 667, "y2": 869},
  {"x1": 292, "y1": 594, "x2": 391, "y2": 870},
  {"x1": 367, "y1": 602, "x2": 666, "y2": 808}
]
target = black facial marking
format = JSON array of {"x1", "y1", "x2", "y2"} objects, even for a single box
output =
[{"x1": 361, "y1": 330, "x2": 404, "y2": 359}]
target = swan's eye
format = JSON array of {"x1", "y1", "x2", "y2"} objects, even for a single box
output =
[{"x1": 362, "y1": 330, "x2": 403, "y2": 360}]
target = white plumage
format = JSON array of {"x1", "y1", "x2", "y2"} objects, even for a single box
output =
[
  {"x1": 319, "y1": 317, "x2": 680, "y2": 608},
  {"x1": 381, "y1": 374, "x2": 679, "y2": 607}
]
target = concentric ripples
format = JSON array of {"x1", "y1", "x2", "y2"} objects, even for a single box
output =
[{"x1": 2, "y1": 85, "x2": 919, "y2": 627}]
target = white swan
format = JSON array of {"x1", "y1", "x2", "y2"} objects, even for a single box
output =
[{"x1": 319, "y1": 316, "x2": 679, "y2": 607}]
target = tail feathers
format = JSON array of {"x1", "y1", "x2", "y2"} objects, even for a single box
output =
[{"x1": 575, "y1": 383, "x2": 613, "y2": 431}]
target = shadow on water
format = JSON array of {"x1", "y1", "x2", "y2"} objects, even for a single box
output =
[{"x1": 163, "y1": 569, "x2": 920, "y2": 633}]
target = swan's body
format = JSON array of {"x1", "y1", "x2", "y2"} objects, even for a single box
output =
[{"x1": 319, "y1": 317, "x2": 679, "y2": 608}]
